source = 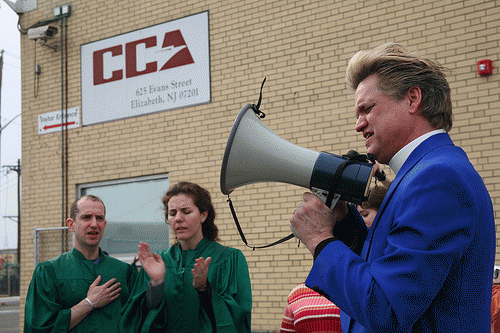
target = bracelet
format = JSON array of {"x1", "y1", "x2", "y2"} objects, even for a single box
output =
[{"x1": 84, "y1": 297, "x2": 95, "y2": 310}]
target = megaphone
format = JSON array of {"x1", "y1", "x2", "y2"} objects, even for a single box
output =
[{"x1": 220, "y1": 104, "x2": 375, "y2": 208}]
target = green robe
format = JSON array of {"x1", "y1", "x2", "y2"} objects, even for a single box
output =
[
  {"x1": 24, "y1": 248, "x2": 137, "y2": 333},
  {"x1": 121, "y1": 238, "x2": 252, "y2": 333}
]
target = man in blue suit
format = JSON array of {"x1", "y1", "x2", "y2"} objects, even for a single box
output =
[{"x1": 290, "y1": 43, "x2": 495, "y2": 332}]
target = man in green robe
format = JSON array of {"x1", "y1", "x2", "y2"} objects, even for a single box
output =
[{"x1": 24, "y1": 195, "x2": 137, "y2": 333}]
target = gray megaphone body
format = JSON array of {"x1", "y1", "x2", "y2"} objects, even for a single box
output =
[{"x1": 220, "y1": 104, "x2": 375, "y2": 209}]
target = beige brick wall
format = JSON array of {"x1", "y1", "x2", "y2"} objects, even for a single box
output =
[{"x1": 19, "y1": 0, "x2": 500, "y2": 331}]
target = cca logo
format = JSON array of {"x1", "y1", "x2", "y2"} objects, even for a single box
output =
[{"x1": 93, "y1": 30, "x2": 194, "y2": 86}]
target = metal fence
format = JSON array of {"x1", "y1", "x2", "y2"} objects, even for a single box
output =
[
  {"x1": 34, "y1": 226, "x2": 73, "y2": 265},
  {"x1": 0, "y1": 263, "x2": 20, "y2": 296}
]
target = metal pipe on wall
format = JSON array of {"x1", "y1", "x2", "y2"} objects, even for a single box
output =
[
  {"x1": 60, "y1": 17, "x2": 64, "y2": 228},
  {"x1": 63, "y1": 15, "x2": 69, "y2": 251}
]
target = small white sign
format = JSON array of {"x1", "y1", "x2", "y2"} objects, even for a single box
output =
[
  {"x1": 38, "y1": 107, "x2": 80, "y2": 134},
  {"x1": 80, "y1": 11, "x2": 210, "y2": 126}
]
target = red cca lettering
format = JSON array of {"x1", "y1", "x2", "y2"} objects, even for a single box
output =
[{"x1": 93, "y1": 30, "x2": 194, "y2": 86}]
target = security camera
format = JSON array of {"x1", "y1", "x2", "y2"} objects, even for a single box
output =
[{"x1": 27, "y1": 26, "x2": 58, "y2": 41}]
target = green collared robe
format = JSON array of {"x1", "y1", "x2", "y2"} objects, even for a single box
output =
[
  {"x1": 121, "y1": 238, "x2": 252, "y2": 333},
  {"x1": 24, "y1": 248, "x2": 137, "y2": 333}
]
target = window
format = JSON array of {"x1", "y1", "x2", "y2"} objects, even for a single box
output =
[{"x1": 79, "y1": 174, "x2": 170, "y2": 263}]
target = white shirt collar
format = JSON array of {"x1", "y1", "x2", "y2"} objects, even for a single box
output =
[{"x1": 388, "y1": 129, "x2": 446, "y2": 175}]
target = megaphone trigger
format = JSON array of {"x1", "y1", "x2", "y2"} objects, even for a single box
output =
[{"x1": 311, "y1": 188, "x2": 341, "y2": 210}]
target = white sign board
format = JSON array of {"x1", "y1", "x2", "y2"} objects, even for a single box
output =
[
  {"x1": 81, "y1": 11, "x2": 210, "y2": 126},
  {"x1": 38, "y1": 107, "x2": 80, "y2": 134}
]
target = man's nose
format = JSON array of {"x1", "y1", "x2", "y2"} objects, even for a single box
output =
[
  {"x1": 90, "y1": 217, "x2": 98, "y2": 226},
  {"x1": 355, "y1": 115, "x2": 367, "y2": 132}
]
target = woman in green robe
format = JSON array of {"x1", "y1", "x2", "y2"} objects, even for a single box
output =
[{"x1": 121, "y1": 182, "x2": 252, "y2": 333}]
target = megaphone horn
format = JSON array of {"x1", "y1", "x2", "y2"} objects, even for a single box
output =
[{"x1": 220, "y1": 104, "x2": 375, "y2": 207}]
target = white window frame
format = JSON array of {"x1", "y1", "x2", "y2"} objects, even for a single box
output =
[{"x1": 78, "y1": 174, "x2": 170, "y2": 263}]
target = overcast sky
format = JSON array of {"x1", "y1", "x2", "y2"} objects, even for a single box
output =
[{"x1": 0, "y1": 3, "x2": 22, "y2": 250}]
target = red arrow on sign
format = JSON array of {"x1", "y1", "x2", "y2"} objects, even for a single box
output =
[{"x1": 43, "y1": 121, "x2": 76, "y2": 130}]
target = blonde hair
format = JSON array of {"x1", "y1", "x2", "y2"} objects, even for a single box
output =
[{"x1": 346, "y1": 43, "x2": 452, "y2": 132}]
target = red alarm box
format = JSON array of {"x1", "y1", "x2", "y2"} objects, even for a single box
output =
[{"x1": 478, "y1": 59, "x2": 493, "y2": 76}]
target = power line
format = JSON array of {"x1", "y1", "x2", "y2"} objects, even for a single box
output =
[{"x1": 1, "y1": 50, "x2": 20, "y2": 60}]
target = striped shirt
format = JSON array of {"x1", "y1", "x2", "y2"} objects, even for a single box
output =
[{"x1": 281, "y1": 282, "x2": 342, "y2": 333}]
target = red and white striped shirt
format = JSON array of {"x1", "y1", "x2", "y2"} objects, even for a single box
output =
[{"x1": 281, "y1": 282, "x2": 342, "y2": 333}]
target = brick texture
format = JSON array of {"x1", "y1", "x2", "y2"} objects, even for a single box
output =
[{"x1": 19, "y1": 0, "x2": 500, "y2": 331}]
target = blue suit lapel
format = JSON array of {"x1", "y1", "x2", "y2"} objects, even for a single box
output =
[{"x1": 360, "y1": 133, "x2": 454, "y2": 261}]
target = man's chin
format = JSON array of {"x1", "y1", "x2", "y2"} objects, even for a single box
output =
[
  {"x1": 367, "y1": 150, "x2": 386, "y2": 165},
  {"x1": 85, "y1": 237, "x2": 102, "y2": 246},
  {"x1": 366, "y1": 147, "x2": 378, "y2": 159}
]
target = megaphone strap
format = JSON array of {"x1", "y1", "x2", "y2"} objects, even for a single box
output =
[
  {"x1": 343, "y1": 150, "x2": 386, "y2": 181},
  {"x1": 325, "y1": 159, "x2": 349, "y2": 207},
  {"x1": 325, "y1": 150, "x2": 375, "y2": 207},
  {"x1": 227, "y1": 196, "x2": 295, "y2": 250},
  {"x1": 251, "y1": 77, "x2": 267, "y2": 119}
]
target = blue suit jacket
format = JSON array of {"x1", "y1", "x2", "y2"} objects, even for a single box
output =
[{"x1": 306, "y1": 133, "x2": 495, "y2": 332}]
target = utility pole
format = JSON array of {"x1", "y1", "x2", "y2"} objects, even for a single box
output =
[
  {"x1": 0, "y1": 49, "x2": 22, "y2": 260},
  {"x1": 0, "y1": 112, "x2": 21, "y2": 257},
  {"x1": 0, "y1": 50, "x2": 3, "y2": 253},
  {"x1": 4, "y1": 159, "x2": 20, "y2": 263}
]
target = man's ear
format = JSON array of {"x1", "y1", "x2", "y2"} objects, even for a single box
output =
[
  {"x1": 407, "y1": 86, "x2": 422, "y2": 114},
  {"x1": 66, "y1": 218, "x2": 75, "y2": 232}
]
